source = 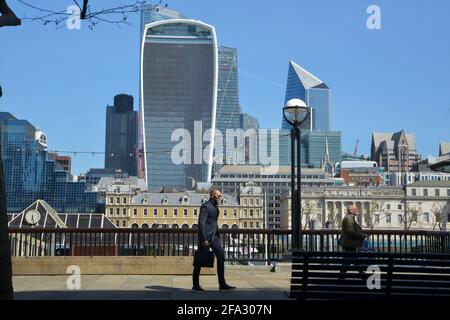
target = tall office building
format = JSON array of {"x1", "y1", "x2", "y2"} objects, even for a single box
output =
[
  {"x1": 0, "y1": 112, "x2": 97, "y2": 213},
  {"x1": 240, "y1": 113, "x2": 260, "y2": 131},
  {"x1": 282, "y1": 60, "x2": 330, "y2": 131},
  {"x1": 141, "y1": 19, "x2": 218, "y2": 191},
  {"x1": 140, "y1": 4, "x2": 185, "y2": 38},
  {"x1": 105, "y1": 94, "x2": 139, "y2": 176},
  {"x1": 216, "y1": 46, "x2": 241, "y2": 136}
]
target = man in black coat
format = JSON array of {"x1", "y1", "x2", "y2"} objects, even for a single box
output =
[{"x1": 192, "y1": 188, "x2": 235, "y2": 291}]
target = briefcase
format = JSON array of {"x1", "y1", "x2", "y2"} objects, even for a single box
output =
[{"x1": 193, "y1": 248, "x2": 215, "y2": 268}]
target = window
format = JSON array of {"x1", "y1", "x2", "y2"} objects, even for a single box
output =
[
  {"x1": 244, "y1": 199, "x2": 248, "y2": 206},
  {"x1": 109, "y1": 197, "x2": 114, "y2": 205},
  {"x1": 423, "y1": 212, "x2": 429, "y2": 223},
  {"x1": 256, "y1": 199, "x2": 260, "y2": 206},
  {"x1": 122, "y1": 221, "x2": 126, "y2": 227},
  {"x1": 398, "y1": 215, "x2": 403, "y2": 224},
  {"x1": 153, "y1": 209, "x2": 158, "y2": 217},
  {"x1": 116, "y1": 221, "x2": 120, "y2": 227},
  {"x1": 250, "y1": 209, "x2": 254, "y2": 217},
  {"x1": 122, "y1": 208, "x2": 127, "y2": 217},
  {"x1": 164, "y1": 209, "x2": 168, "y2": 217},
  {"x1": 387, "y1": 204, "x2": 391, "y2": 210},
  {"x1": 250, "y1": 199, "x2": 254, "y2": 206},
  {"x1": 244, "y1": 222, "x2": 247, "y2": 228},
  {"x1": 184, "y1": 209, "x2": 188, "y2": 217},
  {"x1": 375, "y1": 214, "x2": 380, "y2": 224},
  {"x1": 412, "y1": 189, "x2": 416, "y2": 196},
  {"x1": 243, "y1": 210, "x2": 248, "y2": 218},
  {"x1": 143, "y1": 209, "x2": 148, "y2": 217},
  {"x1": 116, "y1": 197, "x2": 120, "y2": 204},
  {"x1": 123, "y1": 197, "x2": 127, "y2": 204},
  {"x1": 233, "y1": 210, "x2": 237, "y2": 217},
  {"x1": 256, "y1": 210, "x2": 259, "y2": 218},
  {"x1": 398, "y1": 204, "x2": 402, "y2": 210},
  {"x1": 223, "y1": 209, "x2": 227, "y2": 217},
  {"x1": 256, "y1": 222, "x2": 260, "y2": 228},
  {"x1": 448, "y1": 189, "x2": 450, "y2": 196},
  {"x1": 412, "y1": 212, "x2": 417, "y2": 222},
  {"x1": 424, "y1": 189, "x2": 428, "y2": 196},
  {"x1": 116, "y1": 208, "x2": 120, "y2": 217},
  {"x1": 133, "y1": 209, "x2": 137, "y2": 217},
  {"x1": 109, "y1": 208, "x2": 113, "y2": 216},
  {"x1": 250, "y1": 222, "x2": 253, "y2": 228},
  {"x1": 174, "y1": 209, "x2": 178, "y2": 217},
  {"x1": 435, "y1": 189, "x2": 440, "y2": 197},
  {"x1": 386, "y1": 214, "x2": 391, "y2": 223},
  {"x1": 193, "y1": 209, "x2": 198, "y2": 217}
]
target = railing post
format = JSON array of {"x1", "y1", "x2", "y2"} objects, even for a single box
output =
[{"x1": 267, "y1": 231, "x2": 272, "y2": 266}]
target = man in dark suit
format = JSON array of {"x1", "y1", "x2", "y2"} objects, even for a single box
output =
[
  {"x1": 192, "y1": 188, "x2": 235, "y2": 291},
  {"x1": 339, "y1": 204, "x2": 366, "y2": 252}
]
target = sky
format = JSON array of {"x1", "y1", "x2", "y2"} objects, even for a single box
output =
[{"x1": 1, "y1": 0, "x2": 449, "y2": 175}]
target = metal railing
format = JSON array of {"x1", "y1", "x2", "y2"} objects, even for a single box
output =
[{"x1": 8, "y1": 228, "x2": 450, "y2": 264}]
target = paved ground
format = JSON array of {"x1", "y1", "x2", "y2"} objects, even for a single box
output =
[{"x1": 12, "y1": 265, "x2": 292, "y2": 300}]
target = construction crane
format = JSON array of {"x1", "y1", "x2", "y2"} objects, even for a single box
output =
[{"x1": 354, "y1": 139, "x2": 360, "y2": 157}]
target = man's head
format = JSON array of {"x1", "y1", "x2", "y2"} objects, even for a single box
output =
[
  {"x1": 210, "y1": 188, "x2": 222, "y2": 204},
  {"x1": 347, "y1": 204, "x2": 358, "y2": 215}
]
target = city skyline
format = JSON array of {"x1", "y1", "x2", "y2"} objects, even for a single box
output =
[{"x1": 1, "y1": 0, "x2": 449, "y2": 175}]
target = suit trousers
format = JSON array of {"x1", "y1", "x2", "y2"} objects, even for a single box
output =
[{"x1": 193, "y1": 236, "x2": 225, "y2": 287}]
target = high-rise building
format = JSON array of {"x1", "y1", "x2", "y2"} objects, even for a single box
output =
[
  {"x1": 140, "y1": 4, "x2": 185, "y2": 38},
  {"x1": 240, "y1": 113, "x2": 260, "y2": 131},
  {"x1": 216, "y1": 46, "x2": 241, "y2": 136},
  {"x1": 282, "y1": 60, "x2": 330, "y2": 131},
  {"x1": 105, "y1": 94, "x2": 139, "y2": 176},
  {"x1": 141, "y1": 19, "x2": 218, "y2": 191},
  {"x1": 0, "y1": 112, "x2": 98, "y2": 213},
  {"x1": 371, "y1": 130, "x2": 420, "y2": 173},
  {"x1": 48, "y1": 153, "x2": 72, "y2": 173}
]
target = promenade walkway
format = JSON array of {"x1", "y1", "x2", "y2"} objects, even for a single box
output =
[{"x1": 12, "y1": 265, "x2": 292, "y2": 300}]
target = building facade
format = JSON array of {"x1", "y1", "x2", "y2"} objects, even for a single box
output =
[
  {"x1": 282, "y1": 60, "x2": 330, "y2": 131},
  {"x1": 371, "y1": 130, "x2": 420, "y2": 172},
  {"x1": 211, "y1": 165, "x2": 335, "y2": 229},
  {"x1": 105, "y1": 183, "x2": 264, "y2": 229},
  {"x1": 141, "y1": 19, "x2": 218, "y2": 191},
  {"x1": 240, "y1": 113, "x2": 260, "y2": 131},
  {"x1": 280, "y1": 182, "x2": 450, "y2": 231},
  {"x1": 105, "y1": 94, "x2": 139, "y2": 176},
  {"x1": 0, "y1": 112, "x2": 98, "y2": 213}
]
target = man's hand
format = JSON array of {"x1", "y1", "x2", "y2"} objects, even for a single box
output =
[{"x1": 202, "y1": 240, "x2": 210, "y2": 246}]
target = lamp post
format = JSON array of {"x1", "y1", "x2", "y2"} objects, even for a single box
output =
[{"x1": 283, "y1": 99, "x2": 309, "y2": 250}]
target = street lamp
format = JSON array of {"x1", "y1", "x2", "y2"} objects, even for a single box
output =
[{"x1": 283, "y1": 98, "x2": 309, "y2": 250}]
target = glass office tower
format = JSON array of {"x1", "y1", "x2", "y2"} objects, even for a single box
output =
[
  {"x1": 282, "y1": 60, "x2": 330, "y2": 131},
  {"x1": 104, "y1": 94, "x2": 139, "y2": 176},
  {"x1": 0, "y1": 112, "x2": 97, "y2": 213},
  {"x1": 141, "y1": 20, "x2": 218, "y2": 191}
]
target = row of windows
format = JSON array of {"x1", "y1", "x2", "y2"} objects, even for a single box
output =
[
  {"x1": 411, "y1": 189, "x2": 450, "y2": 197},
  {"x1": 219, "y1": 174, "x2": 325, "y2": 179},
  {"x1": 108, "y1": 208, "x2": 244, "y2": 218}
]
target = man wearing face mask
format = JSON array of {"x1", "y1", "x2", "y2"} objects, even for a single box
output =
[{"x1": 192, "y1": 188, "x2": 236, "y2": 292}]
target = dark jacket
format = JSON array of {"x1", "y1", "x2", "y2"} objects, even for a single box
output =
[
  {"x1": 198, "y1": 198, "x2": 220, "y2": 243},
  {"x1": 339, "y1": 214, "x2": 365, "y2": 249}
]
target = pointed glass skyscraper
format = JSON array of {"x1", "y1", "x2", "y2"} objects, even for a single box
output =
[{"x1": 282, "y1": 60, "x2": 330, "y2": 131}]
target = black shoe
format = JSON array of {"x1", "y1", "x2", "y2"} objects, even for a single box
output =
[
  {"x1": 219, "y1": 284, "x2": 236, "y2": 290},
  {"x1": 192, "y1": 285, "x2": 205, "y2": 292}
]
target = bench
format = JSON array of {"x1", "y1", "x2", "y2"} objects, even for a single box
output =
[{"x1": 290, "y1": 250, "x2": 450, "y2": 300}]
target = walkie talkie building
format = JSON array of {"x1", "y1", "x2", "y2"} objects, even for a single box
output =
[{"x1": 141, "y1": 19, "x2": 218, "y2": 191}]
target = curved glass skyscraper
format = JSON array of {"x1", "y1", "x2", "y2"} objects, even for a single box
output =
[{"x1": 141, "y1": 19, "x2": 218, "y2": 191}]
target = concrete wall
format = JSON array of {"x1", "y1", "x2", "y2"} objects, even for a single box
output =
[{"x1": 12, "y1": 256, "x2": 216, "y2": 276}]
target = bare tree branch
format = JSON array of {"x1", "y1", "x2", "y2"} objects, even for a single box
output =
[{"x1": 13, "y1": 0, "x2": 153, "y2": 28}]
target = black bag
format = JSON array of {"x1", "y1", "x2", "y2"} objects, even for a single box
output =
[{"x1": 193, "y1": 247, "x2": 215, "y2": 268}]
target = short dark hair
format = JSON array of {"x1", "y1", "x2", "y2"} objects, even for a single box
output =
[{"x1": 210, "y1": 188, "x2": 222, "y2": 197}]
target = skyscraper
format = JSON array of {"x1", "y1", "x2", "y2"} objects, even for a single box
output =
[
  {"x1": 240, "y1": 113, "x2": 260, "y2": 131},
  {"x1": 140, "y1": 4, "x2": 185, "y2": 38},
  {"x1": 104, "y1": 94, "x2": 139, "y2": 176},
  {"x1": 282, "y1": 60, "x2": 330, "y2": 131},
  {"x1": 216, "y1": 46, "x2": 241, "y2": 136},
  {"x1": 141, "y1": 19, "x2": 218, "y2": 191},
  {"x1": 0, "y1": 112, "x2": 97, "y2": 213}
]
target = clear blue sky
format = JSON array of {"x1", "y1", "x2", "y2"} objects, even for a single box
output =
[{"x1": 1, "y1": 0, "x2": 449, "y2": 175}]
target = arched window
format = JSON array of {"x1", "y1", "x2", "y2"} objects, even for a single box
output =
[
  {"x1": 151, "y1": 223, "x2": 159, "y2": 229},
  {"x1": 142, "y1": 223, "x2": 149, "y2": 229},
  {"x1": 182, "y1": 224, "x2": 190, "y2": 229},
  {"x1": 172, "y1": 224, "x2": 179, "y2": 229},
  {"x1": 131, "y1": 223, "x2": 139, "y2": 229},
  {"x1": 192, "y1": 224, "x2": 199, "y2": 230},
  {"x1": 221, "y1": 224, "x2": 229, "y2": 229}
]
